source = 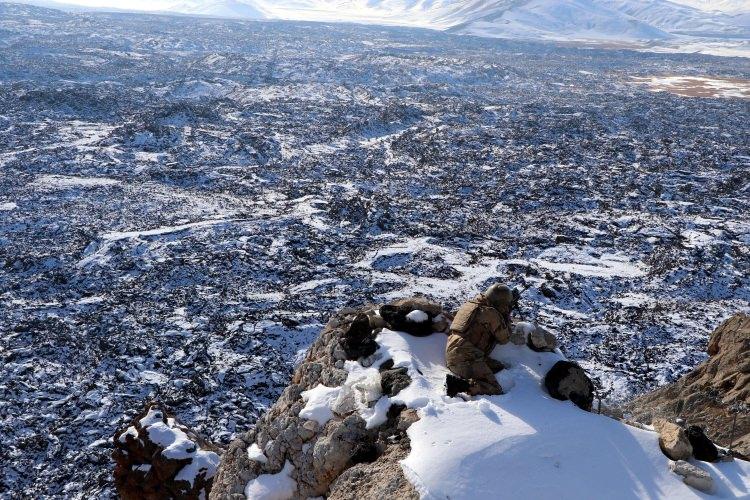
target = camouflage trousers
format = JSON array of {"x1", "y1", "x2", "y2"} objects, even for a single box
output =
[{"x1": 445, "y1": 334, "x2": 504, "y2": 396}]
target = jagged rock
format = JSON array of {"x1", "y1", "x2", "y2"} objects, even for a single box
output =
[
  {"x1": 653, "y1": 419, "x2": 693, "y2": 461},
  {"x1": 625, "y1": 314, "x2": 750, "y2": 456},
  {"x1": 380, "y1": 366, "x2": 411, "y2": 397},
  {"x1": 388, "y1": 297, "x2": 443, "y2": 316},
  {"x1": 431, "y1": 314, "x2": 450, "y2": 333},
  {"x1": 210, "y1": 307, "x2": 422, "y2": 499},
  {"x1": 544, "y1": 361, "x2": 594, "y2": 411},
  {"x1": 339, "y1": 313, "x2": 378, "y2": 360},
  {"x1": 378, "y1": 297, "x2": 442, "y2": 337},
  {"x1": 686, "y1": 425, "x2": 719, "y2": 462},
  {"x1": 669, "y1": 460, "x2": 713, "y2": 493},
  {"x1": 328, "y1": 445, "x2": 418, "y2": 500},
  {"x1": 367, "y1": 311, "x2": 387, "y2": 330},
  {"x1": 113, "y1": 402, "x2": 222, "y2": 500},
  {"x1": 527, "y1": 325, "x2": 557, "y2": 352}
]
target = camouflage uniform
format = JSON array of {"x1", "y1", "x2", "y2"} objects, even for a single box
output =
[{"x1": 446, "y1": 294, "x2": 511, "y2": 395}]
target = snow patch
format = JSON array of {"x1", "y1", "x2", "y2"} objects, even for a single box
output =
[
  {"x1": 358, "y1": 329, "x2": 750, "y2": 499},
  {"x1": 533, "y1": 245, "x2": 646, "y2": 278},
  {"x1": 299, "y1": 384, "x2": 342, "y2": 426},
  {"x1": 247, "y1": 443, "x2": 268, "y2": 464},
  {"x1": 244, "y1": 460, "x2": 296, "y2": 500},
  {"x1": 406, "y1": 309, "x2": 428, "y2": 323},
  {"x1": 29, "y1": 174, "x2": 120, "y2": 190}
]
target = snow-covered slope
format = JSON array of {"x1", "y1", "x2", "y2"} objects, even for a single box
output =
[
  {"x1": 167, "y1": 0, "x2": 267, "y2": 19},
  {"x1": 289, "y1": 326, "x2": 750, "y2": 498},
  {"x1": 160, "y1": 0, "x2": 750, "y2": 55},
  {"x1": 376, "y1": 329, "x2": 750, "y2": 499},
  {"x1": 669, "y1": 0, "x2": 750, "y2": 13},
  {"x1": 447, "y1": 0, "x2": 674, "y2": 42}
]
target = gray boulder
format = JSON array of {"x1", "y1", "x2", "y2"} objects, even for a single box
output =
[{"x1": 669, "y1": 460, "x2": 713, "y2": 493}]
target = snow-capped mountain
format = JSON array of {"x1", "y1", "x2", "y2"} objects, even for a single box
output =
[
  {"x1": 14, "y1": 0, "x2": 750, "y2": 54},
  {"x1": 670, "y1": 0, "x2": 750, "y2": 12},
  {"x1": 167, "y1": 0, "x2": 267, "y2": 19},
  {"x1": 167, "y1": 0, "x2": 749, "y2": 50}
]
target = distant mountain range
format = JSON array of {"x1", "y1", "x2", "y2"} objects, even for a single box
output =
[{"x1": 12, "y1": 0, "x2": 750, "y2": 56}]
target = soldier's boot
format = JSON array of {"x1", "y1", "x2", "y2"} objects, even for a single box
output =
[
  {"x1": 445, "y1": 373, "x2": 471, "y2": 397},
  {"x1": 486, "y1": 358, "x2": 506, "y2": 374},
  {"x1": 468, "y1": 378, "x2": 504, "y2": 396}
]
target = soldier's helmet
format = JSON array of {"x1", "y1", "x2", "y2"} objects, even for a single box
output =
[{"x1": 484, "y1": 283, "x2": 513, "y2": 314}]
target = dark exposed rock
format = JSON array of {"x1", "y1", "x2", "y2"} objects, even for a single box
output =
[
  {"x1": 445, "y1": 373, "x2": 471, "y2": 398},
  {"x1": 544, "y1": 361, "x2": 594, "y2": 411},
  {"x1": 686, "y1": 426, "x2": 719, "y2": 463},
  {"x1": 379, "y1": 305, "x2": 433, "y2": 337},
  {"x1": 339, "y1": 313, "x2": 378, "y2": 360},
  {"x1": 378, "y1": 296, "x2": 444, "y2": 337},
  {"x1": 380, "y1": 367, "x2": 411, "y2": 397}
]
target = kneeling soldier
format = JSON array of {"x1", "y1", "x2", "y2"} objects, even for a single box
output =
[{"x1": 445, "y1": 284, "x2": 513, "y2": 396}]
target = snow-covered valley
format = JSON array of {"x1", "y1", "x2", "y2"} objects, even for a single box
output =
[{"x1": 0, "y1": 2, "x2": 748, "y2": 498}]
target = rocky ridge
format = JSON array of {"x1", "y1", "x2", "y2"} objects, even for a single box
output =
[
  {"x1": 207, "y1": 303, "x2": 750, "y2": 498},
  {"x1": 626, "y1": 313, "x2": 750, "y2": 457},
  {"x1": 209, "y1": 299, "x2": 442, "y2": 499}
]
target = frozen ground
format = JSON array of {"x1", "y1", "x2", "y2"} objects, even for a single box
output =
[{"x1": 0, "y1": 2, "x2": 748, "y2": 498}]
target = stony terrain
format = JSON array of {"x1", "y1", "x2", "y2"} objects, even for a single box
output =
[
  {"x1": 0, "y1": 2, "x2": 749, "y2": 498},
  {"x1": 627, "y1": 313, "x2": 750, "y2": 457}
]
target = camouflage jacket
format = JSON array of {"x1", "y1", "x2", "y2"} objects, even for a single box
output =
[{"x1": 449, "y1": 294, "x2": 510, "y2": 354}]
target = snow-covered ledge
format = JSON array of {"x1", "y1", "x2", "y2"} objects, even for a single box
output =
[{"x1": 211, "y1": 301, "x2": 750, "y2": 499}]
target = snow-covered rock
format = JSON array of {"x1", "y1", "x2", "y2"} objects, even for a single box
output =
[{"x1": 113, "y1": 403, "x2": 222, "y2": 499}]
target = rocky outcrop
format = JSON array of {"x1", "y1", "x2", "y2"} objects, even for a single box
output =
[
  {"x1": 113, "y1": 403, "x2": 222, "y2": 499},
  {"x1": 378, "y1": 297, "x2": 446, "y2": 337},
  {"x1": 210, "y1": 298, "x2": 447, "y2": 499},
  {"x1": 626, "y1": 314, "x2": 750, "y2": 456}
]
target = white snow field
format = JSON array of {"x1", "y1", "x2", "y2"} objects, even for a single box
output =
[{"x1": 300, "y1": 328, "x2": 750, "y2": 499}]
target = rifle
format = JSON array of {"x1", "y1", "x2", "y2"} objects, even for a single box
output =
[{"x1": 510, "y1": 284, "x2": 530, "y2": 320}]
